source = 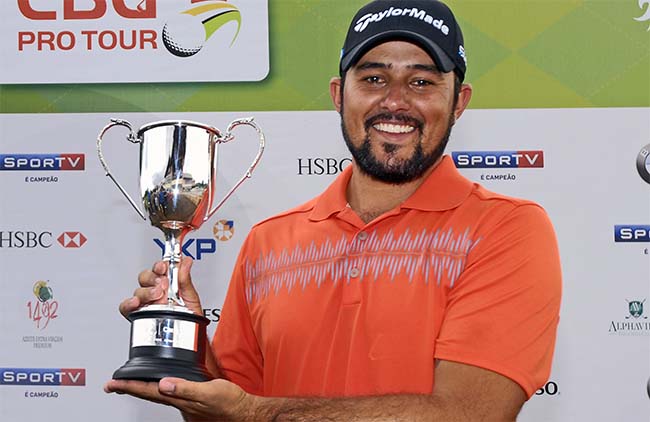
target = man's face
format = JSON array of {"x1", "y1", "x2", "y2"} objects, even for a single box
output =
[{"x1": 333, "y1": 40, "x2": 464, "y2": 184}]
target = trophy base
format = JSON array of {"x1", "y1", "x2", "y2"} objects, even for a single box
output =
[
  {"x1": 114, "y1": 306, "x2": 212, "y2": 382},
  {"x1": 113, "y1": 356, "x2": 211, "y2": 382}
]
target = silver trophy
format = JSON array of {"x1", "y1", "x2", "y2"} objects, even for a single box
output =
[{"x1": 97, "y1": 118, "x2": 264, "y2": 382}]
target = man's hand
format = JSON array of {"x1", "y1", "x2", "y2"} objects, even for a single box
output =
[
  {"x1": 119, "y1": 258, "x2": 203, "y2": 317},
  {"x1": 104, "y1": 377, "x2": 253, "y2": 422}
]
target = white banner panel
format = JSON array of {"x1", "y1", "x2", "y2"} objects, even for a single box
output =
[
  {"x1": 0, "y1": 109, "x2": 649, "y2": 421},
  {"x1": 0, "y1": 0, "x2": 269, "y2": 84}
]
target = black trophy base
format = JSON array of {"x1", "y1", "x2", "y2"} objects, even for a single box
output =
[
  {"x1": 113, "y1": 307, "x2": 212, "y2": 382},
  {"x1": 113, "y1": 356, "x2": 211, "y2": 382}
]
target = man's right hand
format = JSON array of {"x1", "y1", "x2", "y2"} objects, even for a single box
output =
[{"x1": 118, "y1": 258, "x2": 204, "y2": 318}]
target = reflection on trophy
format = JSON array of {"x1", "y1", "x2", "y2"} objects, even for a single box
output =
[{"x1": 97, "y1": 118, "x2": 264, "y2": 381}]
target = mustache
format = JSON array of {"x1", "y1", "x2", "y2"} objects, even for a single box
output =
[{"x1": 364, "y1": 113, "x2": 424, "y2": 131}]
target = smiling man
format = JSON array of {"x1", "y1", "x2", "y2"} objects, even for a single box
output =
[{"x1": 106, "y1": 1, "x2": 562, "y2": 421}]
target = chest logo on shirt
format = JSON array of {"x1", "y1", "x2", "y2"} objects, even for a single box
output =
[{"x1": 244, "y1": 227, "x2": 480, "y2": 302}]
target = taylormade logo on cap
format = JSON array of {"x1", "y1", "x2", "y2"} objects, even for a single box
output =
[{"x1": 354, "y1": 6, "x2": 450, "y2": 35}]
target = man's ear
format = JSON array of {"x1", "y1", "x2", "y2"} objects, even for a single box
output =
[
  {"x1": 454, "y1": 83, "x2": 473, "y2": 121},
  {"x1": 330, "y1": 77, "x2": 342, "y2": 113}
]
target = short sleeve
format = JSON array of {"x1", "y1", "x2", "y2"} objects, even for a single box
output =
[
  {"x1": 434, "y1": 204, "x2": 562, "y2": 398},
  {"x1": 212, "y1": 232, "x2": 264, "y2": 395}
]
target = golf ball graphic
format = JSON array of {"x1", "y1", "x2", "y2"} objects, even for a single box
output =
[
  {"x1": 162, "y1": 1, "x2": 241, "y2": 58},
  {"x1": 163, "y1": 13, "x2": 205, "y2": 57}
]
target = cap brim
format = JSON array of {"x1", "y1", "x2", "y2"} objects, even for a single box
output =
[{"x1": 340, "y1": 30, "x2": 456, "y2": 75}]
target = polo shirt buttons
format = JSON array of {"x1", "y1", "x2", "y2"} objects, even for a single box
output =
[
  {"x1": 349, "y1": 267, "x2": 360, "y2": 278},
  {"x1": 357, "y1": 231, "x2": 368, "y2": 241}
]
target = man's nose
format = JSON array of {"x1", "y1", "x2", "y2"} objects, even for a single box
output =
[{"x1": 379, "y1": 83, "x2": 411, "y2": 112}]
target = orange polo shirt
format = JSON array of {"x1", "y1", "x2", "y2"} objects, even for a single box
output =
[{"x1": 212, "y1": 155, "x2": 562, "y2": 399}]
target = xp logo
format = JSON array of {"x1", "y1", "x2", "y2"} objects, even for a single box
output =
[
  {"x1": 635, "y1": 0, "x2": 650, "y2": 30},
  {"x1": 0, "y1": 154, "x2": 85, "y2": 171},
  {"x1": 28, "y1": 281, "x2": 59, "y2": 330},
  {"x1": 153, "y1": 238, "x2": 217, "y2": 260},
  {"x1": 0, "y1": 368, "x2": 85, "y2": 386},
  {"x1": 57, "y1": 232, "x2": 87, "y2": 248},
  {"x1": 614, "y1": 225, "x2": 650, "y2": 242},
  {"x1": 452, "y1": 151, "x2": 544, "y2": 168},
  {"x1": 637, "y1": 143, "x2": 650, "y2": 184},
  {"x1": 162, "y1": 1, "x2": 241, "y2": 58},
  {"x1": 626, "y1": 299, "x2": 647, "y2": 319},
  {"x1": 213, "y1": 220, "x2": 234, "y2": 241}
]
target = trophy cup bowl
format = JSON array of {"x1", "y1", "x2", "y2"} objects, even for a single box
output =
[{"x1": 97, "y1": 118, "x2": 264, "y2": 382}]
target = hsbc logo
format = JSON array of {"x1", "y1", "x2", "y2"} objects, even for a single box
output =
[
  {"x1": 57, "y1": 232, "x2": 87, "y2": 248},
  {"x1": 0, "y1": 231, "x2": 86, "y2": 249}
]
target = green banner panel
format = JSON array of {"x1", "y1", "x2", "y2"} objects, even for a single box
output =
[{"x1": 1, "y1": 0, "x2": 648, "y2": 113}]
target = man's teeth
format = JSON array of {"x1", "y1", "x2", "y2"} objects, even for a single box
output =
[{"x1": 373, "y1": 123, "x2": 415, "y2": 134}]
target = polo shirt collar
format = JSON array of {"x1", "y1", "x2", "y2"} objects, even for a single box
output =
[{"x1": 309, "y1": 155, "x2": 474, "y2": 221}]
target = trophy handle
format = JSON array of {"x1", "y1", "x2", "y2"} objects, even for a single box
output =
[
  {"x1": 97, "y1": 119, "x2": 147, "y2": 221},
  {"x1": 205, "y1": 117, "x2": 265, "y2": 221}
]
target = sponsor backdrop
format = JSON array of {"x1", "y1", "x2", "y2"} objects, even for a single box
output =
[{"x1": 0, "y1": 1, "x2": 649, "y2": 421}]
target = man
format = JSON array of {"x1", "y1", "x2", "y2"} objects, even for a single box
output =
[{"x1": 105, "y1": 1, "x2": 562, "y2": 420}]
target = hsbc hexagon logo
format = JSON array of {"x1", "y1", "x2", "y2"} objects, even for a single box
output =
[{"x1": 57, "y1": 232, "x2": 87, "y2": 248}]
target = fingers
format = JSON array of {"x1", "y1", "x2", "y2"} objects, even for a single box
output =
[
  {"x1": 120, "y1": 258, "x2": 203, "y2": 318},
  {"x1": 104, "y1": 379, "x2": 182, "y2": 407},
  {"x1": 118, "y1": 261, "x2": 169, "y2": 318},
  {"x1": 118, "y1": 283, "x2": 166, "y2": 318},
  {"x1": 177, "y1": 258, "x2": 204, "y2": 314},
  {"x1": 118, "y1": 296, "x2": 141, "y2": 318},
  {"x1": 104, "y1": 379, "x2": 209, "y2": 415},
  {"x1": 138, "y1": 261, "x2": 168, "y2": 288}
]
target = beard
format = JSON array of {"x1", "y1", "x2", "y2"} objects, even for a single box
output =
[{"x1": 340, "y1": 100, "x2": 455, "y2": 184}]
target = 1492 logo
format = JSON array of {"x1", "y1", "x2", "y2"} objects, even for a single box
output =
[{"x1": 28, "y1": 281, "x2": 59, "y2": 330}]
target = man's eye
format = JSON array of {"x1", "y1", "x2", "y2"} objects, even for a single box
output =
[
  {"x1": 364, "y1": 76, "x2": 383, "y2": 84},
  {"x1": 412, "y1": 79, "x2": 433, "y2": 87}
]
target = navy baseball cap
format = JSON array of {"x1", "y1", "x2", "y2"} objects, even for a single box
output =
[{"x1": 339, "y1": 0, "x2": 467, "y2": 81}]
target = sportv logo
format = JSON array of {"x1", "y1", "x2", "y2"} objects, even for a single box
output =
[
  {"x1": 16, "y1": 0, "x2": 241, "y2": 59},
  {"x1": 0, "y1": 368, "x2": 85, "y2": 386},
  {"x1": 354, "y1": 6, "x2": 451, "y2": 35},
  {"x1": 452, "y1": 151, "x2": 544, "y2": 169},
  {"x1": 614, "y1": 225, "x2": 650, "y2": 242},
  {"x1": 0, "y1": 154, "x2": 85, "y2": 171}
]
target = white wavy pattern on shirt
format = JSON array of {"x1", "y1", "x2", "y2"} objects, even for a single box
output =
[{"x1": 244, "y1": 227, "x2": 480, "y2": 302}]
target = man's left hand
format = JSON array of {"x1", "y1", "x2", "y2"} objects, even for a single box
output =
[{"x1": 104, "y1": 377, "x2": 254, "y2": 422}]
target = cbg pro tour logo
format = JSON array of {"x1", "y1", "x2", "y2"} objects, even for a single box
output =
[
  {"x1": 3, "y1": 1, "x2": 269, "y2": 83},
  {"x1": 162, "y1": 1, "x2": 240, "y2": 58},
  {"x1": 452, "y1": 151, "x2": 544, "y2": 168}
]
